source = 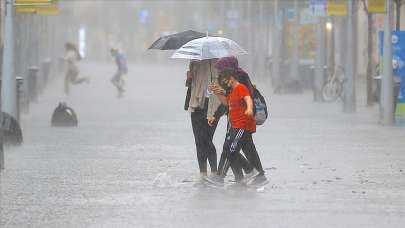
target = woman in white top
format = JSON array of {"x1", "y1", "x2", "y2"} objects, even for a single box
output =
[{"x1": 64, "y1": 42, "x2": 89, "y2": 95}]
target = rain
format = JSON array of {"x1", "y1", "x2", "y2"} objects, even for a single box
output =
[{"x1": 1, "y1": 0, "x2": 405, "y2": 227}]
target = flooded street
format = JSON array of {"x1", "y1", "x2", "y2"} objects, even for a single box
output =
[{"x1": 1, "y1": 62, "x2": 404, "y2": 228}]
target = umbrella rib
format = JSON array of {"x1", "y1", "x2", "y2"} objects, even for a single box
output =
[
  {"x1": 172, "y1": 36, "x2": 247, "y2": 60},
  {"x1": 176, "y1": 50, "x2": 200, "y2": 56}
]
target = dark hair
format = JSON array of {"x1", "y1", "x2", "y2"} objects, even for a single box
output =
[{"x1": 218, "y1": 68, "x2": 238, "y2": 82}]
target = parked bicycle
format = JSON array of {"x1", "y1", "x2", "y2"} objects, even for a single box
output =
[{"x1": 322, "y1": 65, "x2": 345, "y2": 102}]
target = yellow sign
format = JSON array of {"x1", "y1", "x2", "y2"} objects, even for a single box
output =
[
  {"x1": 15, "y1": 0, "x2": 52, "y2": 3},
  {"x1": 15, "y1": 6, "x2": 36, "y2": 13},
  {"x1": 327, "y1": 0, "x2": 347, "y2": 16},
  {"x1": 15, "y1": 0, "x2": 58, "y2": 15},
  {"x1": 36, "y1": 4, "x2": 59, "y2": 15},
  {"x1": 368, "y1": 0, "x2": 386, "y2": 13}
]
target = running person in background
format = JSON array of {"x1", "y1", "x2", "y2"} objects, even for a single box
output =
[
  {"x1": 64, "y1": 42, "x2": 89, "y2": 95},
  {"x1": 110, "y1": 48, "x2": 128, "y2": 97}
]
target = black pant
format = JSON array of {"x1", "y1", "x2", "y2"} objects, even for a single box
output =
[
  {"x1": 219, "y1": 128, "x2": 265, "y2": 182},
  {"x1": 191, "y1": 109, "x2": 218, "y2": 173},
  {"x1": 218, "y1": 124, "x2": 253, "y2": 180},
  {"x1": 218, "y1": 122, "x2": 253, "y2": 180}
]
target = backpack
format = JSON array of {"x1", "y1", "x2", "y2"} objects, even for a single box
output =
[{"x1": 253, "y1": 88, "x2": 268, "y2": 125}]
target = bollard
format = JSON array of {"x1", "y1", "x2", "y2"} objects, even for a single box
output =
[
  {"x1": 16, "y1": 76, "x2": 23, "y2": 122},
  {"x1": 40, "y1": 58, "x2": 52, "y2": 93},
  {"x1": 27, "y1": 66, "x2": 39, "y2": 103},
  {"x1": 20, "y1": 76, "x2": 30, "y2": 114}
]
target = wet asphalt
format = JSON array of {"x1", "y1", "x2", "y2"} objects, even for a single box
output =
[{"x1": 1, "y1": 62, "x2": 405, "y2": 228}]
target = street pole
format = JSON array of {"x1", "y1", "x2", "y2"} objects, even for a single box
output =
[
  {"x1": 272, "y1": 0, "x2": 281, "y2": 92},
  {"x1": 327, "y1": 18, "x2": 335, "y2": 72},
  {"x1": 343, "y1": 0, "x2": 356, "y2": 112},
  {"x1": 314, "y1": 17, "x2": 325, "y2": 102},
  {"x1": 257, "y1": 0, "x2": 266, "y2": 81},
  {"x1": 221, "y1": 0, "x2": 226, "y2": 34},
  {"x1": 1, "y1": 0, "x2": 16, "y2": 170},
  {"x1": 380, "y1": 0, "x2": 394, "y2": 125},
  {"x1": 264, "y1": 1, "x2": 271, "y2": 84},
  {"x1": 394, "y1": 0, "x2": 401, "y2": 31},
  {"x1": 291, "y1": 0, "x2": 300, "y2": 87},
  {"x1": 247, "y1": 0, "x2": 255, "y2": 78},
  {"x1": 1, "y1": 0, "x2": 17, "y2": 118}
]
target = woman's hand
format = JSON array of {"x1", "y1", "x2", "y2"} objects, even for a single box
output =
[
  {"x1": 208, "y1": 82, "x2": 225, "y2": 95},
  {"x1": 207, "y1": 117, "x2": 216, "y2": 127}
]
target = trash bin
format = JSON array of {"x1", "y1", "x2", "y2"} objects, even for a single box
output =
[
  {"x1": 374, "y1": 75, "x2": 401, "y2": 112},
  {"x1": 51, "y1": 102, "x2": 78, "y2": 127}
]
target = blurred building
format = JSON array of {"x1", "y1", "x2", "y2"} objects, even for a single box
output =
[{"x1": 0, "y1": 0, "x2": 404, "y2": 89}]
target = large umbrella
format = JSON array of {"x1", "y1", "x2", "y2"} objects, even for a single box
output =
[
  {"x1": 148, "y1": 30, "x2": 206, "y2": 50},
  {"x1": 171, "y1": 36, "x2": 247, "y2": 60}
]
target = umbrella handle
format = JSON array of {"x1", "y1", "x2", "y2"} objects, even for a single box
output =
[{"x1": 209, "y1": 59, "x2": 213, "y2": 82}]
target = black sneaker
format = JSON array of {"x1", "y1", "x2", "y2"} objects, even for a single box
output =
[{"x1": 248, "y1": 175, "x2": 269, "y2": 187}]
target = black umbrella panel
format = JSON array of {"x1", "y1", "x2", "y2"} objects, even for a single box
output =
[{"x1": 148, "y1": 30, "x2": 207, "y2": 50}]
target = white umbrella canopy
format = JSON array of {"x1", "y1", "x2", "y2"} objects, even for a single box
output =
[{"x1": 171, "y1": 36, "x2": 247, "y2": 60}]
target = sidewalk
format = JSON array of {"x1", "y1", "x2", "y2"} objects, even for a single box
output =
[{"x1": 1, "y1": 62, "x2": 404, "y2": 228}]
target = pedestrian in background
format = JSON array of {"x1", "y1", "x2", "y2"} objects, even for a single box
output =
[
  {"x1": 110, "y1": 48, "x2": 128, "y2": 97},
  {"x1": 64, "y1": 42, "x2": 89, "y2": 95}
]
